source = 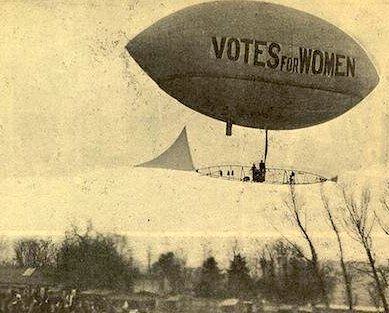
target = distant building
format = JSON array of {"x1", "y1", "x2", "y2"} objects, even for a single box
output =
[
  {"x1": 0, "y1": 267, "x2": 51, "y2": 290},
  {"x1": 133, "y1": 275, "x2": 171, "y2": 295},
  {"x1": 133, "y1": 268, "x2": 202, "y2": 296},
  {"x1": 102, "y1": 291, "x2": 160, "y2": 312},
  {"x1": 218, "y1": 299, "x2": 253, "y2": 313}
]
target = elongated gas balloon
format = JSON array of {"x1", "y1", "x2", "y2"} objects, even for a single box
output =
[{"x1": 126, "y1": 1, "x2": 379, "y2": 133}]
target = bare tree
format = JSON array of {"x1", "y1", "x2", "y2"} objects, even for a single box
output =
[
  {"x1": 256, "y1": 239, "x2": 327, "y2": 305},
  {"x1": 175, "y1": 247, "x2": 188, "y2": 268},
  {"x1": 321, "y1": 189, "x2": 354, "y2": 312},
  {"x1": 283, "y1": 185, "x2": 330, "y2": 306},
  {"x1": 200, "y1": 239, "x2": 213, "y2": 261},
  {"x1": 57, "y1": 222, "x2": 138, "y2": 290},
  {"x1": 376, "y1": 181, "x2": 389, "y2": 235},
  {"x1": 231, "y1": 238, "x2": 241, "y2": 257},
  {"x1": 257, "y1": 243, "x2": 277, "y2": 279},
  {"x1": 14, "y1": 238, "x2": 57, "y2": 268},
  {"x1": 147, "y1": 245, "x2": 152, "y2": 274},
  {"x1": 342, "y1": 188, "x2": 388, "y2": 313},
  {"x1": 0, "y1": 237, "x2": 12, "y2": 265},
  {"x1": 66, "y1": 219, "x2": 94, "y2": 242}
]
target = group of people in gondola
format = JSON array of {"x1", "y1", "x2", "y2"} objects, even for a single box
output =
[
  {"x1": 251, "y1": 161, "x2": 295, "y2": 184},
  {"x1": 251, "y1": 160, "x2": 266, "y2": 183},
  {"x1": 0, "y1": 288, "x2": 117, "y2": 313}
]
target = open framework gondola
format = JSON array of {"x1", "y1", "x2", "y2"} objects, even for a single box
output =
[{"x1": 196, "y1": 165, "x2": 337, "y2": 185}]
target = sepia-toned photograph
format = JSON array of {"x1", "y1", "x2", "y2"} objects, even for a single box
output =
[{"x1": 0, "y1": 0, "x2": 388, "y2": 313}]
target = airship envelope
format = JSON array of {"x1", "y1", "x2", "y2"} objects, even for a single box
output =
[{"x1": 127, "y1": 1, "x2": 379, "y2": 131}]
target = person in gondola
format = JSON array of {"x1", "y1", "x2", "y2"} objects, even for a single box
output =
[
  {"x1": 251, "y1": 163, "x2": 259, "y2": 182},
  {"x1": 258, "y1": 160, "x2": 266, "y2": 182},
  {"x1": 289, "y1": 171, "x2": 295, "y2": 185}
]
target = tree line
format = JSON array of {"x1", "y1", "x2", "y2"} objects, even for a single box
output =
[
  {"x1": 1, "y1": 182, "x2": 389, "y2": 311},
  {"x1": 270, "y1": 183, "x2": 389, "y2": 312}
]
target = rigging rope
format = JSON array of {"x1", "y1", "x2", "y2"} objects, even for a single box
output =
[{"x1": 264, "y1": 129, "x2": 269, "y2": 163}]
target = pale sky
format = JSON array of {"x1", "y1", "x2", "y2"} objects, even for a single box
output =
[{"x1": 0, "y1": 0, "x2": 388, "y2": 267}]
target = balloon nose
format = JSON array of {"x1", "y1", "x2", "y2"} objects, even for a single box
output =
[
  {"x1": 125, "y1": 39, "x2": 135, "y2": 58},
  {"x1": 126, "y1": 32, "x2": 143, "y2": 58},
  {"x1": 125, "y1": 35, "x2": 147, "y2": 68}
]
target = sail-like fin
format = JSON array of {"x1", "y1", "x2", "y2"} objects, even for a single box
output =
[{"x1": 136, "y1": 127, "x2": 195, "y2": 171}]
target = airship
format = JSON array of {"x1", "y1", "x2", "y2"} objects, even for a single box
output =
[{"x1": 127, "y1": 1, "x2": 379, "y2": 184}]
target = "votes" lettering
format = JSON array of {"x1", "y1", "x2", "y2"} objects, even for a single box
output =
[{"x1": 211, "y1": 36, "x2": 356, "y2": 77}]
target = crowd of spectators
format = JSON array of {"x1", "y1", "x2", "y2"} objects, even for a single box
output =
[{"x1": 0, "y1": 287, "x2": 119, "y2": 313}]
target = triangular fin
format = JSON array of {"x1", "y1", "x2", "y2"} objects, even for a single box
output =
[{"x1": 136, "y1": 127, "x2": 195, "y2": 171}]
